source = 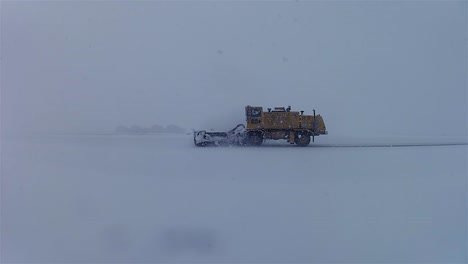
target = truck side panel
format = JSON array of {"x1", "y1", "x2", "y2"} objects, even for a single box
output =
[{"x1": 262, "y1": 112, "x2": 300, "y2": 129}]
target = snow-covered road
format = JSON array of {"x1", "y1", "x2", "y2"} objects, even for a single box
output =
[{"x1": 2, "y1": 134, "x2": 467, "y2": 263}]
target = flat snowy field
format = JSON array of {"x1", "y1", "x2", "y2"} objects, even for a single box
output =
[{"x1": 1, "y1": 134, "x2": 467, "y2": 263}]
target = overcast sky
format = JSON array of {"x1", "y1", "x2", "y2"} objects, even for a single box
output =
[{"x1": 1, "y1": 1, "x2": 467, "y2": 136}]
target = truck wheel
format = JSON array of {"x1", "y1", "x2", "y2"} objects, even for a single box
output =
[
  {"x1": 295, "y1": 134, "x2": 311, "y2": 146},
  {"x1": 247, "y1": 132, "x2": 263, "y2": 146}
]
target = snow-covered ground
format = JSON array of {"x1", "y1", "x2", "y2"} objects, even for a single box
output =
[{"x1": 1, "y1": 134, "x2": 467, "y2": 263}]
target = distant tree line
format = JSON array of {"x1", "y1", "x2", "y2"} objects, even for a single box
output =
[{"x1": 115, "y1": 124, "x2": 187, "y2": 134}]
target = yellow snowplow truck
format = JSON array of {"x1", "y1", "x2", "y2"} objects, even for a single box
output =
[{"x1": 194, "y1": 105, "x2": 327, "y2": 146}]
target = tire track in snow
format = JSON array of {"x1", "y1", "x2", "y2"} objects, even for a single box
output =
[
  {"x1": 310, "y1": 142, "x2": 468, "y2": 148},
  {"x1": 252, "y1": 142, "x2": 468, "y2": 148}
]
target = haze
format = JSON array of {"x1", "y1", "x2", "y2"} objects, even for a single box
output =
[
  {"x1": 1, "y1": 1, "x2": 466, "y2": 136},
  {"x1": 1, "y1": 2, "x2": 468, "y2": 263}
]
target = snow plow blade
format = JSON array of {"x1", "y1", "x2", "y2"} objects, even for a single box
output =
[{"x1": 194, "y1": 124, "x2": 246, "y2": 146}]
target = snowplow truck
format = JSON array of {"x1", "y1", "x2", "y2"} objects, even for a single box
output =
[{"x1": 194, "y1": 105, "x2": 327, "y2": 146}]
